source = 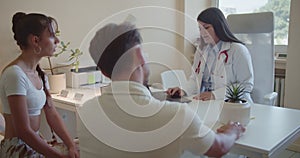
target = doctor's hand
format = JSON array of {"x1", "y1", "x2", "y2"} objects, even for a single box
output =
[
  {"x1": 193, "y1": 91, "x2": 215, "y2": 101},
  {"x1": 166, "y1": 87, "x2": 185, "y2": 97}
]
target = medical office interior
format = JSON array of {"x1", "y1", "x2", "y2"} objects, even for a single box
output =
[{"x1": 0, "y1": 0, "x2": 300, "y2": 157}]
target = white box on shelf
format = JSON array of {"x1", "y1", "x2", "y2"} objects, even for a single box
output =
[{"x1": 66, "y1": 67, "x2": 102, "y2": 88}]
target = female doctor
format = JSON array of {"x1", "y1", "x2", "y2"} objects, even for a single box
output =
[{"x1": 167, "y1": 7, "x2": 254, "y2": 102}]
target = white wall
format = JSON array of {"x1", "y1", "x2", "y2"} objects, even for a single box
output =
[
  {"x1": 0, "y1": 0, "x2": 208, "y2": 84},
  {"x1": 182, "y1": 0, "x2": 213, "y2": 76},
  {"x1": 285, "y1": 0, "x2": 300, "y2": 109}
]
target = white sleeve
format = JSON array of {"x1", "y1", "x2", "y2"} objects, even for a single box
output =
[
  {"x1": 232, "y1": 44, "x2": 254, "y2": 93},
  {"x1": 3, "y1": 67, "x2": 27, "y2": 96},
  {"x1": 180, "y1": 107, "x2": 216, "y2": 155}
]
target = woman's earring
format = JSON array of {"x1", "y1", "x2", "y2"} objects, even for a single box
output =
[{"x1": 34, "y1": 46, "x2": 41, "y2": 54}]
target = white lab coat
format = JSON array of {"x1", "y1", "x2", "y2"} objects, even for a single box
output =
[{"x1": 183, "y1": 41, "x2": 254, "y2": 102}]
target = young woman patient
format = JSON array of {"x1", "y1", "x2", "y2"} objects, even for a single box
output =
[{"x1": 0, "y1": 12, "x2": 79, "y2": 158}]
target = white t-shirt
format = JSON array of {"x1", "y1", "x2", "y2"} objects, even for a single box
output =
[
  {"x1": 78, "y1": 81, "x2": 215, "y2": 158},
  {"x1": 0, "y1": 65, "x2": 46, "y2": 116}
]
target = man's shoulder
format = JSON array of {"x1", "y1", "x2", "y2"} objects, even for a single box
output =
[{"x1": 82, "y1": 96, "x2": 100, "y2": 107}]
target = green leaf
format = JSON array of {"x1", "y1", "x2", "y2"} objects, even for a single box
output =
[
  {"x1": 225, "y1": 82, "x2": 246, "y2": 102},
  {"x1": 47, "y1": 39, "x2": 83, "y2": 73}
]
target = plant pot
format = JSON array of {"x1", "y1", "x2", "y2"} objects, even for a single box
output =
[
  {"x1": 48, "y1": 73, "x2": 66, "y2": 94},
  {"x1": 218, "y1": 100, "x2": 251, "y2": 126}
]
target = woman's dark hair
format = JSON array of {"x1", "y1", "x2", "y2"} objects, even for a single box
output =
[
  {"x1": 197, "y1": 7, "x2": 243, "y2": 44},
  {"x1": 36, "y1": 65, "x2": 51, "y2": 97},
  {"x1": 12, "y1": 12, "x2": 57, "y2": 97},
  {"x1": 12, "y1": 12, "x2": 58, "y2": 49}
]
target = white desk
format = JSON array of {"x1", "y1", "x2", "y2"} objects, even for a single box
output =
[
  {"x1": 194, "y1": 101, "x2": 300, "y2": 158},
  {"x1": 49, "y1": 89, "x2": 300, "y2": 158},
  {"x1": 235, "y1": 104, "x2": 300, "y2": 158},
  {"x1": 40, "y1": 88, "x2": 101, "y2": 141},
  {"x1": 51, "y1": 88, "x2": 101, "y2": 112}
]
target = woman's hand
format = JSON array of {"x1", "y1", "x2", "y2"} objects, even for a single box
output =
[
  {"x1": 193, "y1": 91, "x2": 215, "y2": 101},
  {"x1": 166, "y1": 87, "x2": 185, "y2": 97},
  {"x1": 67, "y1": 145, "x2": 80, "y2": 158}
]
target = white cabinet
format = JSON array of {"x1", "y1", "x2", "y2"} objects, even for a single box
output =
[{"x1": 40, "y1": 88, "x2": 101, "y2": 142}]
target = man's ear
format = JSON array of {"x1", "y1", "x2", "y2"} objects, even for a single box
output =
[{"x1": 135, "y1": 46, "x2": 145, "y2": 65}]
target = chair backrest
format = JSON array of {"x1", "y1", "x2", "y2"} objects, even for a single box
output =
[
  {"x1": 161, "y1": 70, "x2": 187, "y2": 90},
  {"x1": 227, "y1": 12, "x2": 275, "y2": 104}
]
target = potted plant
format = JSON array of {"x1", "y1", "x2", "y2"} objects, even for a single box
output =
[
  {"x1": 44, "y1": 41, "x2": 83, "y2": 94},
  {"x1": 219, "y1": 82, "x2": 251, "y2": 125},
  {"x1": 225, "y1": 83, "x2": 247, "y2": 103}
]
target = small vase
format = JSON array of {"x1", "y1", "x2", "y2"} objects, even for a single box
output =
[
  {"x1": 218, "y1": 100, "x2": 251, "y2": 126},
  {"x1": 48, "y1": 73, "x2": 66, "y2": 94}
]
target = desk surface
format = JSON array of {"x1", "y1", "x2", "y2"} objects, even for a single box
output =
[
  {"x1": 194, "y1": 100, "x2": 300, "y2": 158},
  {"x1": 237, "y1": 104, "x2": 300, "y2": 158},
  {"x1": 51, "y1": 88, "x2": 101, "y2": 111},
  {"x1": 52, "y1": 88, "x2": 300, "y2": 158}
]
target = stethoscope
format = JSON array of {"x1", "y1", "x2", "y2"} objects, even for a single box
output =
[{"x1": 194, "y1": 50, "x2": 228, "y2": 75}]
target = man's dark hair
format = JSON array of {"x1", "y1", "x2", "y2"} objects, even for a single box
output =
[{"x1": 90, "y1": 23, "x2": 142, "y2": 78}]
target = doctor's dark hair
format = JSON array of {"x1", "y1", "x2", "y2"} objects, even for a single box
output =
[
  {"x1": 12, "y1": 12, "x2": 58, "y2": 97},
  {"x1": 197, "y1": 7, "x2": 244, "y2": 44},
  {"x1": 93, "y1": 24, "x2": 142, "y2": 78}
]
